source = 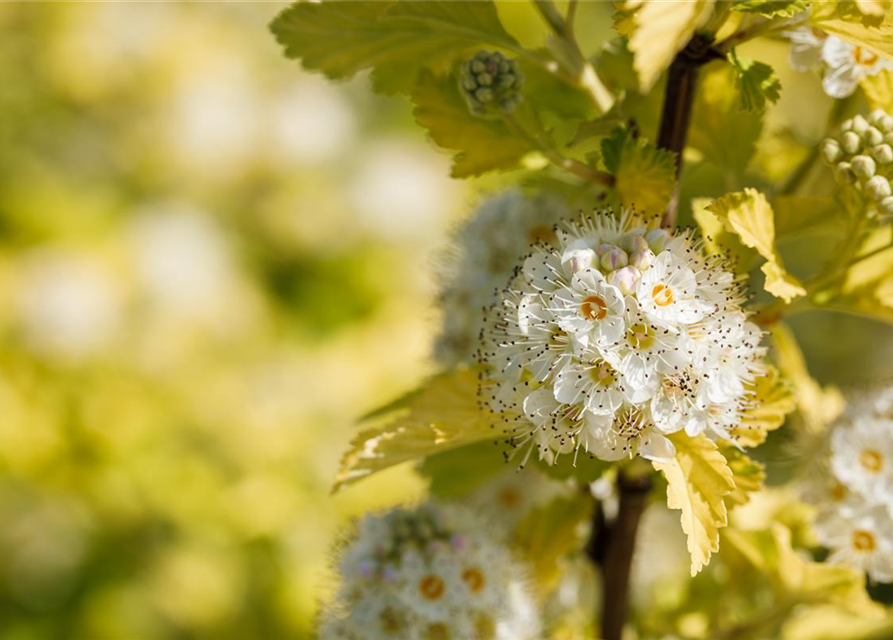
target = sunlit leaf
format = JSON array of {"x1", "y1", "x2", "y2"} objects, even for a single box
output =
[
  {"x1": 601, "y1": 127, "x2": 675, "y2": 218},
  {"x1": 706, "y1": 188, "x2": 807, "y2": 302},
  {"x1": 411, "y1": 71, "x2": 531, "y2": 177},
  {"x1": 811, "y1": 1, "x2": 893, "y2": 59},
  {"x1": 618, "y1": 0, "x2": 716, "y2": 91},
  {"x1": 724, "y1": 447, "x2": 766, "y2": 507},
  {"x1": 727, "y1": 49, "x2": 782, "y2": 112},
  {"x1": 653, "y1": 432, "x2": 736, "y2": 576},
  {"x1": 334, "y1": 368, "x2": 498, "y2": 491},
  {"x1": 732, "y1": 365, "x2": 796, "y2": 447},
  {"x1": 271, "y1": 0, "x2": 519, "y2": 94},
  {"x1": 692, "y1": 197, "x2": 758, "y2": 273},
  {"x1": 417, "y1": 440, "x2": 508, "y2": 498},
  {"x1": 515, "y1": 495, "x2": 592, "y2": 595},
  {"x1": 860, "y1": 68, "x2": 893, "y2": 111},
  {"x1": 731, "y1": 0, "x2": 808, "y2": 18}
]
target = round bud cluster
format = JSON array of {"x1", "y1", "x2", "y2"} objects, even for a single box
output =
[
  {"x1": 477, "y1": 211, "x2": 767, "y2": 466},
  {"x1": 435, "y1": 190, "x2": 570, "y2": 367},
  {"x1": 460, "y1": 51, "x2": 524, "y2": 118},
  {"x1": 319, "y1": 503, "x2": 540, "y2": 640},
  {"x1": 821, "y1": 110, "x2": 893, "y2": 217},
  {"x1": 806, "y1": 387, "x2": 893, "y2": 583}
]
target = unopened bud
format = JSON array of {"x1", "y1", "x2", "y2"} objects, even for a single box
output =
[
  {"x1": 835, "y1": 162, "x2": 856, "y2": 185},
  {"x1": 595, "y1": 243, "x2": 616, "y2": 257},
  {"x1": 841, "y1": 118, "x2": 854, "y2": 132},
  {"x1": 880, "y1": 115, "x2": 893, "y2": 133},
  {"x1": 644, "y1": 229, "x2": 670, "y2": 254},
  {"x1": 864, "y1": 126, "x2": 884, "y2": 146},
  {"x1": 607, "y1": 266, "x2": 641, "y2": 295},
  {"x1": 873, "y1": 144, "x2": 893, "y2": 165},
  {"x1": 600, "y1": 247, "x2": 629, "y2": 272},
  {"x1": 629, "y1": 249, "x2": 655, "y2": 271},
  {"x1": 821, "y1": 139, "x2": 843, "y2": 165},
  {"x1": 460, "y1": 50, "x2": 524, "y2": 118},
  {"x1": 842, "y1": 131, "x2": 862, "y2": 155},
  {"x1": 852, "y1": 155, "x2": 876, "y2": 180},
  {"x1": 869, "y1": 109, "x2": 888, "y2": 126},
  {"x1": 619, "y1": 233, "x2": 649, "y2": 254},
  {"x1": 866, "y1": 175, "x2": 892, "y2": 200},
  {"x1": 565, "y1": 248, "x2": 597, "y2": 274},
  {"x1": 879, "y1": 195, "x2": 893, "y2": 218},
  {"x1": 852, "y1": 114, "x2": 870, "y2": 134}
]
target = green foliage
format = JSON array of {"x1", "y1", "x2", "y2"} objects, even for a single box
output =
[
  {"x1": 270, "y1": 0, "x2": 519, "y2": 93},
  {"x1": 727, "y1": 49, "x2": 782, "y2": 113},
  {"x1": 412, "y1": 70, "x2": 531, "y2": 177},
  {"x1": 811, "y1": 1, "x2": 893, "y2": 58},
  {"x1": 417, "y1": 440, "x2": 508, "y2": 498},
  {"x1": 601, "y1": 126, "x2": 676, "y2": 217},
  {"x1": 731, "y1": 0, "x2": 808, "y2": 18}
]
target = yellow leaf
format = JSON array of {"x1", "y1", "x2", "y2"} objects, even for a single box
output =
[
  {"x1": 732, "y1": 365, "x2": 795, "y2": 447},
  {"x1": 653, "y1": 433, "x2": 735, "y2": 576},
  {"x1": 860, "y1": 68, "x2": 893, "y2": 111},
  {"x1": 621, "y1": 0, "x2": 716, "y2": 90},
  {"x1": 723, "y1": 447, "x2": 766, "y2": 507},
  {"x1": 692, "y1": 196, "x2": 757, "y2": 273},
  {"x1": 707, "y1": 188, "x2": 806, "y2": 302},
  {"x1": 812, "y1": 2, "x2": 893, "y2": 59},
  {"x1": 771, "y1": 324, "x2": 844, "y2": 434},
  {"x1": 334, "y1": 368, "x2": 498, "y2": 491}
]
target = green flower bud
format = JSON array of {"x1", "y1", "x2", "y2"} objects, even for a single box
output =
[
  {"x1": 619, "y1": 233, "x2": 649, "y2": 254},
  {"x1": 880, "y1": 115, "x2": 893, "y2": 133},
  {"x1": 852, "y1": 155, "x2": 876, "y2": 180},
  {"x1": 841, "y1": 118, "x2": 854, "y2": 132},
  {"x1": 821, "y1": 138, "x2": 843, "y2": 165},
  {"x1": 644, "y1": 229, "x2": 670, "y2": 254},
  {"x1": 607, "y1": 266, "x2": 641, "y2": 295},
  {"x1": 629, "y1": 249, "x2": 655, "y2": 271},
  {"x1": 869, "y1": 109, "x2": 888, "y2": 126},
  {"x1": 842, "y1": 131, "x2": 862, "y2": 155},
  {"x1": 600, "y1": 247, "x2": 629, "y2": 272},
  {"x1": 835, "y1": 162, "x2": 856, "y2": 185},
  {"x1": 879, "y1": 196, "x2": 893, "y2": 218},
  {"x1": 864, "y1": 126, "x2": 884, "y2": 146},
  {"x1": 873, "y1": 144, "x2": 893, "y2": 165},
  {"x1": 566, "y1": 248, "x2": 596, "y2": 274},
  {"x1": 852, "y1": 114, "x2": 870, "y2": 134},
  {"x1": 460, "y1": 50, "x2": 524, "y2": 118},
  {"x1": 596, "y1": 243, "x2": 616, "y2": 257},
  {"x1": 866, "y1": 175, "x2": 892, "y2": 200}
]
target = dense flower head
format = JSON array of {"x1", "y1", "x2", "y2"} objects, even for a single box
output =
[
  {"x1": 435, "y1": 190, "x2": 570, "y2": 366},
  {"x1": 476, "y1": 210, "x2": 766, "y2": 466},
  {"x1": 319, "y1": 502, "x2": 540, "y2": 640},
  {"x1": 821, "y1": 110, "x2": 893, "y2": 217},
  {"x1": 784, "y1": 25, "x2": 893, "y2": 99},
  {"x1": 809, "y1": 387, "x2": 893, "y2": 583},
  {"x1": 460, "y1": 50, "x2": 524, "y2": 118}
]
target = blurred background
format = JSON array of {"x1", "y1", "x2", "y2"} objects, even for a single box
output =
[{"x1": 2, "y1": 3, "x2": 892, "y2": 640}]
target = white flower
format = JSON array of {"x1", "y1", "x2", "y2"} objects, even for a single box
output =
[
  {"x1": 822, "y1": 36, "x2": 893, "y2": 99},
  {"x1": 478, "y1": 211, "x2": 764, "y2": 464},
  {"x1": 830, "y1": 417, "x2": 893, "y2": 503},
  {"x1": 321, "y1": 503, "x2": 540, "y2": 640},
  {"x1": 435, "y1": 190, "x2": 570, "y2": 366},
  {"x1": 783, "y1": 25, "x2": 825, "y2": 72},
  {"x1": 815, "y1": 501, "x2": 893, "y2": 583}
]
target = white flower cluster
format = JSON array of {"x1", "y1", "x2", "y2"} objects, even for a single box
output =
[
  {"x1": 477, "y1": 212, "x2": 766, "y2": 465},
  {"x1": 811, "y1": 388, "x2": 893, "y2": 583},
  {"x1": 435, "y1": 190, "x2": 570, "y2": 367},
  {"x1": 785, "y1": 25, "x2": 893, "y2": 98},
  {"x1": 319, "y1": 502, "x2": 540, "y2": 640}
]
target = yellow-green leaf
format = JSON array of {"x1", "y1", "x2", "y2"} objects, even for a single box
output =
[
  {"x1": 727, "y1": 49, "x2": 782, "y2": 112},
  {"x1": 772, "y1": 195, "x2": 845, "y2": 238},
  {"x1": 732, "y1": 365, "x2": 795, "y2": 447},
  {"x1": 771, "y1": 323, "x2": 844, "y2": 434},
  {"x1": 653, "y1": 432, "x2": 736, "y2": 576},
  {"x1": 723, "y1": 447, "x2": 766, "y2": 506},
  {"x1": 515, "y1": 495, "x2": 592, "y2": 596},
  {"x1": 620, "y1": 0, "x2": 716, "y2": 91},
  {"x1": 692, "y1": 196, "x2": 758, "y2": 273},
  {"x1": 861, "y1": 68, "x2": 893, "y2": 111},
  {"x1": 334, "y1": 368, "x2": 498, "y2": 491},
  {"x1": 811, "y1": 2, "x2": 893, "y2": 59},
  {"x1": 601, "y1": 127, "x2": 675, "y2": 217},
  {"x1": 706, "y1": 188, "x2": 807, "y2": 302},
  {"x1": 731, "y1": 0, "x2": 808, "y2": 18}
]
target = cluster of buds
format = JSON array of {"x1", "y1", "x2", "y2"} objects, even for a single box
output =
[
  {"x1": 460, "y1": 50, "x2": 524, "y2": 118},
  {"x1": 822, "y1": 109, "x2": 893, "y2": 217},
  {"x1": 569, "y1": 228, "x2": 670, "y2": 297}
]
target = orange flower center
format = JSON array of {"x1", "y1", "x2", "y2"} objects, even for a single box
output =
[
  {"x1": 462, "y1": 567, "x2": 486, "y2": 592},
  {"x1": 853, "y1": 46, "x2": 879, "y2": 67},
  {"x1": 580, "y1": 294, "x2": 608, "y2": 320},
  {"x1": 859, "y1": 449, "x2": 884, "y2": 473},
  {"x1": 831, "y1": 482, "x2": 848, "y2": 501},
  {"x1": 427, "y1": 623, "x2": 450, "y2": 640},
  {"x1": 853, "y1": 529, "x2": 876, "y2": 552},
  {"x1": 419, "y1": 575, "x2": 445, "y2": 600},
  {"x1": 651, "y1": 283, "x2": 674, "y2": 307}
]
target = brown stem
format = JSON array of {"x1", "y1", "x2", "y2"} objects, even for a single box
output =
[
  {"x1": 597, "y1": 471, "x2": 653, "y2": 640},
  {"x1": 657, "y1": 36, "x2": 723, "y2": 229}
]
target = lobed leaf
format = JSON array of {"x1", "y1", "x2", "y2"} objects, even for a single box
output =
[
  {"x1": 811, "y1": 1, "x2": 893, "y2": 59},
  {"x1": 416, "y1": 440, "x2": 508, "y2": 498},
  {"x1": 723, "y1": 447, "x2": 766, "y2": 507},
  {"x1": 727, "y1": 49, "x2": 782, "y2": 113},
  {"x1": 861, "y1": 68, "x2": 893, "y2": 112},
  {"x1": 732, "y1": 365, "x2": 796, "y2": 447},
  {"x1": 601, "y1": 127, "x2": 676, "y2": 217},
  {"x1": 706, "y1": 188, "x2": 807, "y2": 302},
  {"x1": 411, "y1": 71, "x2": 531, "y2": 177},
  {"x1": 653, "y1": 432, "x2": 736, "y2": 576},
  {"x1": 333, "y1": 368, "x2": 499, "y2": 491},
  {"x1": 731, "y1": 0, "x2": 808, "y2": 18},
  {"x1": 270, "y1": 0, "x2": 519, "y2": 94}
]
